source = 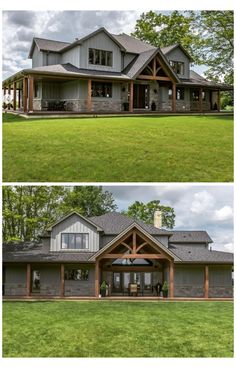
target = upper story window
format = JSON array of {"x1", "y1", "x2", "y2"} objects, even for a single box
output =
[
  {"x1": 89, "y1": 48, "x2": 113, "y2": 67},
  {"x1": 169, "y1": 60, "x2": 184, "y2": 75},
  {"x1": 92, "y1": 82, "x2": 112, "y2": 98},
  {"x1": 61, "y1": 233, "x2": 89, "y2": 250}
]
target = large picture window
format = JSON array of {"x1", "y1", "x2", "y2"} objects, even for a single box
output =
[
  {"x1": 169, "y1": 60, "x2": 184, "y2": 75},
  {"x1": 61, "y1": 233, "x2": 89, "y2": 250},
  {"x1": 65, "y1": 269, "x2": 89, "y2": 281},
  {"x1": 89, "y1": 48, "x2": 113, "y2": 67},
  {"x1": 176, "y1": 88, "x2": 184, "y2": 100},
  {"x1": 191, "y1": 89, "x2": 200, "y2": 101},
  {"x1": 92, "y1": 82, "x2": 112, "y2": 98}
]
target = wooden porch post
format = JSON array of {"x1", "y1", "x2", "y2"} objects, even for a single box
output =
[
  {"x1": 129, "y1": 81, "x2": 134, "y2": 112},
  {"x1": 23, "y1": 77, "x2": 28, "y2": 113},
  {"x1": 60, "y1": 264, "x2": 65, "y2": 297},
  {"x1": 199, "y1": 87, "x2": 203, "y2": 113},
  {"x1": 169, "y1": 261, "x2": 174, "y2": 298},
  {"x1": 95, "y1": 260, "x2": 100, "y2": 297},
  {"x1": 204, "y1": 265, "x2": 209, "y2": 299},
  {"x1": 217, "y1": 89, "x2": 220, "y2": 112},
  {"x1": 13, "y1": 82, "x2": 17, "y2": 110},
  {"x1": 87, "y1": 79, "x2": 92, "y2": 112},
  {"x1": 132, "y1": 231, "x2": 136, "y2": 253},
  {"x1": 8, "y1": 85, "x2": 11, "y2": 110},
  {"x1": 172, "y1": 83, "x2": 176, "y2": 112},
  {"x1": 18, "y1": 89, "x2": 21, "y2": 109},
  {"x1": 26, "y1": 263, "x2": 31, "y2": 296},
  {"x1": 28, "y1": 76, "x2": 34, "y2": 112}
]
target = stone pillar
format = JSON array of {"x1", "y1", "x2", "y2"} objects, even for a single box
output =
[
  {"x1": 26, "y1": 263, "x2": 31, "y2": 296},
  {"x1": 87, "y1": 79, "x2": 92, "y2": 112},
  {"x1": 204, "y1": 265, "x2": 209, "y2": 298},
  {"x1": 129, "y1": 81, "x2": 134, "y2": 112}
]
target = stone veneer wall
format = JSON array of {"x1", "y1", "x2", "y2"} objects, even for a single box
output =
[
  {"x1": 64, "y1": 267, "x2": 95, "y2": 296},
  {"x1": 174, "y1": 286, "x2": 204, "y2": 297},
  {"x1": 36, "y1": 98, "x2": 122, "y2": 112},
  {"x1": 209, "y1": 286, "x2": 233, "y2": 298}
]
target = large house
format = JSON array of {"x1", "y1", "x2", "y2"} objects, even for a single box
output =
[
  {"x1": 2, "y1": 27, "x2": 232, "y2": 114},
  {"x1": 3, "y1": 211, "x2": 233, "y2": 298}
]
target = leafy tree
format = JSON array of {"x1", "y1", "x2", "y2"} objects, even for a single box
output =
[
  {"x1": 2, "y1": 186, "x2": 65, "y2": 242},
  {"x1": 124, "y1": 200, "x2": 175, "y2": 229},
  {"x1": 59, "y1": 186, "x2": 117, "y2": 217}
]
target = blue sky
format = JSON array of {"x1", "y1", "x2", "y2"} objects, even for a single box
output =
[
  {"x1": 104, "y1": 185, "x2": 234, "y2": 253},
  {"x1": 2, "y1": 10, "x2": 207, "y2": 79}
]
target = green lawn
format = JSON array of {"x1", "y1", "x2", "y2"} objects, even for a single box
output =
[
  {"x1": 2, "y1": 301, "x2": 233, "y2": 357},
  {"x1": 2, "y1": 113, "x2": 233, "y2": 182}
]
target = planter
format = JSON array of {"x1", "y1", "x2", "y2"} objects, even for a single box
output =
[
  {"x1": 162, "y1": 290, "x2": 168, "y2": 298},
  {"x1": 123, "y1": 102, "x2": 129, "y2": 111},
  {"x1": 100, "y1": 288, "x2": 106, "y2": 297}
]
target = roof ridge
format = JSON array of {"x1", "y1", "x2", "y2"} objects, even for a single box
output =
[{"x1": 34, "y1": 36, "x2": 71, "y2": 44}]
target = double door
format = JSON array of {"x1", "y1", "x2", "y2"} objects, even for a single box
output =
[{"x1": 112, "y1": 272, "x2": 152, "y2": 293}]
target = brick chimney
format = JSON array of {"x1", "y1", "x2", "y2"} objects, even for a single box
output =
[{"x1": 154, "y1": 210, "x2": 162, "y2": 228}]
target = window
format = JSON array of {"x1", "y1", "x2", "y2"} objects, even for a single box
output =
[
  {"x1": 92, "y1": 82, "x2": 112, "y2": 98},
  {"x1": 202, "y1": 90, "x2": 206, "y2": 101},
  {"x1": 34, "y1": 83, "x2": 39, "y2": 98},
  {"x1": 144, "y1": 273, "x2": 152, "y2": 290},
  {"x1": 61, "y1": 233, "x2": 89, "y2": 250},
  {"x1": 168, "y1": 87, "x2": 173, "y2": 100},
  {"x1": 65, "y1": 269, "x2": 89, "y2": 281},
  {"x1": 169, "y1": 60, "x2": 184, "y2": 75},
  {"x1": 176, "y1": 88, "x2": 184, "y2": 100},
  {"x1": 32, "y1": 270, "x2": 40, "y2": 293},
  {"x1": 191, "y1": 89, "x2": 200, "y2": 101},
  {"x1": 89, "y1": 48, "x2": 113, "y2": 67}
]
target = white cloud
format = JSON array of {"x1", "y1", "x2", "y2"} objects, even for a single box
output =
[
  {"x1": 214, "y1": 206, "x2": 233, "y2": 221},
  {"x1": 190, "y1": 190, "x2": 214, "y2": 214},
  {"x1": 224, "y1": 243, "x2": 234, "y2": 252}
]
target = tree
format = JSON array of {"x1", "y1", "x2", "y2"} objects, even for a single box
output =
[
  {"x1": 132, "y1": 10, "x2": 233, "y2": 83},
  {"x1": 132, "y1": 11, "x2": 198, "y2": 58},
  {"x1": 124, "y1": 200, "x2": 175, "y2": 229},
  {"x1": 58, "y1": 186, "x2": 117, "y2": 218},
  {"x1": 2, "y1": 186, "x2": 65, "y2": 242}
]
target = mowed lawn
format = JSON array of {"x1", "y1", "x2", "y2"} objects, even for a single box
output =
[
  {"x1": 2, "y1": 301, "x2": 233, "y2": 357},
  {"x1": 2, "y1": 113, "x2": 233, "y2": 182}
]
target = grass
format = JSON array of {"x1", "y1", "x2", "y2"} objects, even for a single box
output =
[
  {"x1": 2, "y1": 301, "x2": 233, "y2": 357},
  {"x1": 2, "y1": 113, "x2": 233, "y2": 182}
]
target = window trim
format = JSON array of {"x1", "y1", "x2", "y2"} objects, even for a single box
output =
[
  {"x1": 64, "y1": 268, "x2": 89, "y2": 281},
  {"x1": 61, "y1": 233, "x2": 89, "y2": 250},
  {"x1": 88, "y1": 47, "x2": 113, "y2": 67},
  {"x1": 169, "y1": 60, "x2": 185, "y2": 75},
  {"x1": 91, "y1": 81, "x2": 112, "y2": 98}
]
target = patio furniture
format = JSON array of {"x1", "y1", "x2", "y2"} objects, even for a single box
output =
[{"x1": 129, "y1": 283, "x2": 138, "y2": 296}]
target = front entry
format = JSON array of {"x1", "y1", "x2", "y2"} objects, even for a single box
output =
[
  {"x1": 133, "y1": 84, "x2": 149, "y2": 109},
  {"x1": 112, "y1": 271, "x2": 153, "y2": 295}
]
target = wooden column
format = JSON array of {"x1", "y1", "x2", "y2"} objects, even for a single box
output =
[
  {"x1": 129, "y1": 81, "x2": 134, "y2": 112},
  {"x1": 26, "y1": 263, "x2": 31, "y2": 296},
  {"x1": 204, "y1": 265, "x2": 209, "y2": 299},
  {"x1": 217, "y1": 89, "x2": 220, "y2": 112},
  {"x1": 60, "y1": 264, "x2": 65, "y2": 297},
  {"x1": 23, "y1": 77, "x2": 28, "y2": 113},
  {"x1": 95, "y1": 260, "x2": 100, "y2": 297},
  {"x1": 28, "y1": 77, "x2": 34, "y2": 112},
  {"x1": 169, "y1": 261, "x2": 174, "y2": 298},
  {"x1": 13, "y1": 82, "x2": 17, "y2": 110},
  {"x1": 153, "y1": 57, "x2": 156, "y2": 77},
  {"x1": 172, "y1": 83, "x2": 176, "y2": 112},
  {"x1": 132, "y1": 231, "x2": 136, "y2": 253},
  {"x1": 8, "y1": 85, "x2": 11, "y2": 110},
  {"x1": 18, "y1": 89, "x2": 21, "y2": 109},
  {"x1": 199, "y1": 87, "x2": 203, "y2": 112},
  {"x1": 87, "y1": 79, "x2": 92, "y2": 112}
]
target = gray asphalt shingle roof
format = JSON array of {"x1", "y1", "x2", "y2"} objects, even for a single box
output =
[
  {"x1": 170, "y1": 244, "x2": 233, "y2": 263},
  {"x1": 34, "y1": 37, "x2": 70, "y2": 52},
  {"x1": 112, "y1": 33, "x2": 155, "y2": 54},
  {"x1": 170, "y1": 231, "x2": 213, "y2": 244},
  {"x1": 179, "y1": 70, "x2": 232, "y2": 89},
  {"x1": 122, "y1": 49, "x2": 157, "y2": 78},
  {"x1": 89, "y1": 212, "x2": 172, "y2": 235}
]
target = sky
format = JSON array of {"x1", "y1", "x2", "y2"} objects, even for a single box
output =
[
  {"x1": 103, "y1": 185, "x2": 234, "y2": 253},
  {"x1": 2, "y1": 10, "x2": 207, "y2": 80}
]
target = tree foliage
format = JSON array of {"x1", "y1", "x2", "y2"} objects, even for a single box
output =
[
  {"x1": 132, "y1": 10, "x2": 234, "y2": 83},
  {"x1": 2, "y1": 186, "x2": 117, "y2": 242},
  {"x1": 124, "y1": 200, "x2": 175, "y2": 229}
]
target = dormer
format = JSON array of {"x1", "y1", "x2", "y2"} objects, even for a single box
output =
[
  {"x1": 161, "y1": 44, "x2": 193, "y2": 79},
  {"x1": 47, "y1": 212, "x2": 103, "y2": 252}
]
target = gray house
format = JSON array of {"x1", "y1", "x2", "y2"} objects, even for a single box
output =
[
  {"x1": 3, "y1": 211, "x2": 233, "y2": 298},
  {"x1": 2, "y1": 27, "x2": 232, "y2": 114}
]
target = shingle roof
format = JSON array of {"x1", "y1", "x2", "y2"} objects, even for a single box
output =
[
  {"x1": 112, "y1": 33, "x2": 155, "y2": 54},
  {"x1": 89, "y1": 212, "x2": 172, "y2": 235},
  {"x1": 170, "y1": 231, "x2": 213, "y2": 244},
  {"x1": 3, "y1": 242, "x2": 95, "y2": 263},
  {"x1": 179, "y1": 70, "x2": 232, "y2": 89},
  {"x1": 24, "y1": 63, "x2": 130, "y2": 80},
  {"x1": 123, "y1": 49, "x2": 157, "y2": 78},
  {"x1": 28, "y1": 37, "x2": 71, "y2": 57},
  {"x1": 170, "y1": 244, "x2": 233, "y2": 263}
]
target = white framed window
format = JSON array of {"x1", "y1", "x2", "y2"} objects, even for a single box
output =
[{"x1": 61, "y1": 233, "x2": 89, "y2": 250}]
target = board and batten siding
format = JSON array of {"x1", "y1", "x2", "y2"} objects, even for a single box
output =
[
  {"x1": 32, "y1": 46, "x2": 43, "y2": 68},
  {"x1": 62, "y1": 46, "x2": 80, "y2": 67},
  {"x1": 165, "y1": 47, "x2": 190, "y2": 79},
  {"x1": 80, "y1": 31, "x2": 122, "y2": 72},
  {"x1": 50, "y1": 214, "x2": 100, "y2": 252}
]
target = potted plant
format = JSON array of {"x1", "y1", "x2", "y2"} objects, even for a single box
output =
[
  {"x1": 100, "y1": 281, "x2": 107, "y2": 297},
  {"x1": 162, "y1": 281, "x2": 168, "y2": 298},
  {"x1": 151, "y1": 101, "x2": 156, "y2": 111},
  {"x1": 123, "y1": 102, "x2": 129, "y2": 111}
]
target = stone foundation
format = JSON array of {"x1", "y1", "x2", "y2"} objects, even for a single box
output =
[
  {"x1": 174, "y1": 285, "x2": 204, "y2": 297},
  {"x1": 64, "y1": 280, "x2": 95, "y2": 296},
  {"x1": 209, "y1": 286, "x2": 233, "y2": 298},
  {"x1": 4, "y1": 283, "x2": 27, "y2": 296}
]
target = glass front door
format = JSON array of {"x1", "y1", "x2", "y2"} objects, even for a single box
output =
[
  {"x1": 133, "y1": 84, "x2": 150, "y2": 109},
  {"x1": 113, "y1": 272, "x2": 122, "y2": 292},
  {"x1": 112, "y1": 272, "x2": 153, "y2": 294}
]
